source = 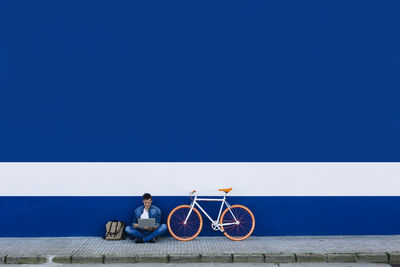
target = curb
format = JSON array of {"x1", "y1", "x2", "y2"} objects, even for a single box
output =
[
  {"x1": 199, "y1": 253, "x2": 232, "y2": 263},
  {"x1": 1, "y1": 252, "x2": 400, "y2": 264},
  {"x1": 137, "y1": 254, "x2": 168, "y2": 263},
  {"x1": 72, "y1": 255, "x2": 104, "y2": 264},
  {"x1": 5, "y1": 256, "x2": 46, "y2": 264},
  {"x1": 104, "y1": 255, "x2": 137, "y2": 264},
  {"x1": 169, "y1": 254, "x2": 201, "y2": 263},
  {"x1": 53, "y1": 256, "x2": 72, "y2": 264},
  {"x1": 264, "y1": 253, "x2": 296, "y2": 263},
  {"x1": 326, "y1": 253, "x2": 357, "y2": 262},
  {"x1": 389, "y1": 252, "x2": 400, "y2": 264},
  {"x1": 233, "y1": 254, "x2": 264, "y2": 263},
  {"x1": 357, "y1": 252, "x2": 388, "y2": 263},
  {"x1": 296, "y1": 253, "x2": 326, "y2": 262}
]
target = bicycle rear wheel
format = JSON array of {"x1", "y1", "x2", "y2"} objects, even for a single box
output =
[
  {"x1": 220, "y1": 204, "x2": 255, "y2": 241},
  {"x1": 167, "y1": 205, "x2": 203, "y2": 241}
]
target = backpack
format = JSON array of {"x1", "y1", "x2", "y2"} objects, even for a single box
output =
[{"x1": 104, "y1": 220, "x2": 125, "y2": 240}]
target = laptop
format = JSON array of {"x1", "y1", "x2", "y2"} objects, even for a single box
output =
[{"x1": 138, "y1": 218, "x2": 155, "y2": 228}]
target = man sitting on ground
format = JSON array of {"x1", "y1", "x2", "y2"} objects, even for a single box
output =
[{"x1": 125, "y1": 193, "x2": 167, "y2": 243}]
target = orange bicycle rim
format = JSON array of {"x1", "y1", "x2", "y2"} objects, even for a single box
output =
[
  {"x1": 220, "y1": 204, "x2": 255, "y2": 241},
  {"x1": 167, "y1": 204, "x2": 203, "y2": 241}
]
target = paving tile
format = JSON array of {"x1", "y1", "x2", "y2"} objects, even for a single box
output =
[{"x1": 0, "y1": 235, "x2": 399, "y2": 264}]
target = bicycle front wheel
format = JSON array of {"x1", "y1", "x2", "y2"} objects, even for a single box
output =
[
  {"x1": 167, "y1": 205, "x2": 203, "y2": 241},
  {"x1": 220, "y1": 204, "x2": 255, "y2": 241}
]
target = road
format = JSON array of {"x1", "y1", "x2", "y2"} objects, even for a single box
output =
[{"x1": 4, "y1": 263, "x2": 393, "y2": 267}]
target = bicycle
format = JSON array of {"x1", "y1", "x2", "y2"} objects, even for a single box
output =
[{"x1": 167, "y1": 188, "x2": 255, "y2": 241}]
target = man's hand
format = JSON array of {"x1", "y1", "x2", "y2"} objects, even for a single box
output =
[
  {"x1": 133, "y1": 223, "x2": 139, "y2": 229},
  {"x1": 142, "y1": 226, "x2": 158, "y2": 231}
]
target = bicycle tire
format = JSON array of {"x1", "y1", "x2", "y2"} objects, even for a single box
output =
[
  {"x1": 167, "y1": 205, "x2": 203, "y2": 241},
  {"x1": 220, "y1": 204, "x2": 255, "y2": 241}
]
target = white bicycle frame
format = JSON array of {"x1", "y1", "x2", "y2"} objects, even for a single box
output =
[{"x1": 184, "y1": 191, "x2": 240, "y2": 232}]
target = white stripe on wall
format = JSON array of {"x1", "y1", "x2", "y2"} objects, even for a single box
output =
[{"x1": 0, "y1": 162, "x2": 399, "y2": 196}]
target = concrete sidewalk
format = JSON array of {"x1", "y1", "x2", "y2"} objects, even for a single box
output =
[{"x1": 1, "y1": 236, "x2": 400, "y2": 264}]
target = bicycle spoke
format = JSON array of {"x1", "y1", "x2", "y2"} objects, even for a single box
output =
[
  {"x1": 221, "y1": 205, "x2": 255, "y2": 240},
  {"x1": 168, "y1": 206, "x2": 202, "y2": 240}
]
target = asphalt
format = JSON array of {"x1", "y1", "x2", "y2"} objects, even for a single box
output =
[
  {"x1": 0, "y1": 264, "x2": 394, "y2": 267},
  {"x1": 1, "y1": 235, "x2": 400, "y2": 264}
]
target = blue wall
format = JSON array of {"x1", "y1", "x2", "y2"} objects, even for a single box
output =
[
  {"x1": 1, "y1": 196, "x2": 399, "y2": 237},
  {"x1": 1, "y1": 1, "x2": 400, "y2": 237},
  {"x1": 0, "y1": 0, "x2": 400, "y2": 162}
]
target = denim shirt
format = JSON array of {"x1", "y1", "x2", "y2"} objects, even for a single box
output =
[{"x1": 133, "y1": 205, "x2": 161, "y2": 227}]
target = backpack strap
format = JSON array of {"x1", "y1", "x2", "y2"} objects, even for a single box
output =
[
  {"x1": 104, "y1": 221, "x2": 111, "y2": 239},
  {"x1": 111, "y1": 221, "x2": 118, "y2": 237}
]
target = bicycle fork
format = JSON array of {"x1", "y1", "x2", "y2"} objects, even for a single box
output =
[{"x1": 183, "y1": 194, "x2": 197, "y2": 225}]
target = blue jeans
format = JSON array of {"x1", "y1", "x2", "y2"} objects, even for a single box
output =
[{"x1": 125, "y1": 224, "x2": 167, "y2": 242}]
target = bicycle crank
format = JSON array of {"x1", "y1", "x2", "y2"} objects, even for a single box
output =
[{"x1": 211, "y1": 222, "x2": 220, "y2": 231}]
